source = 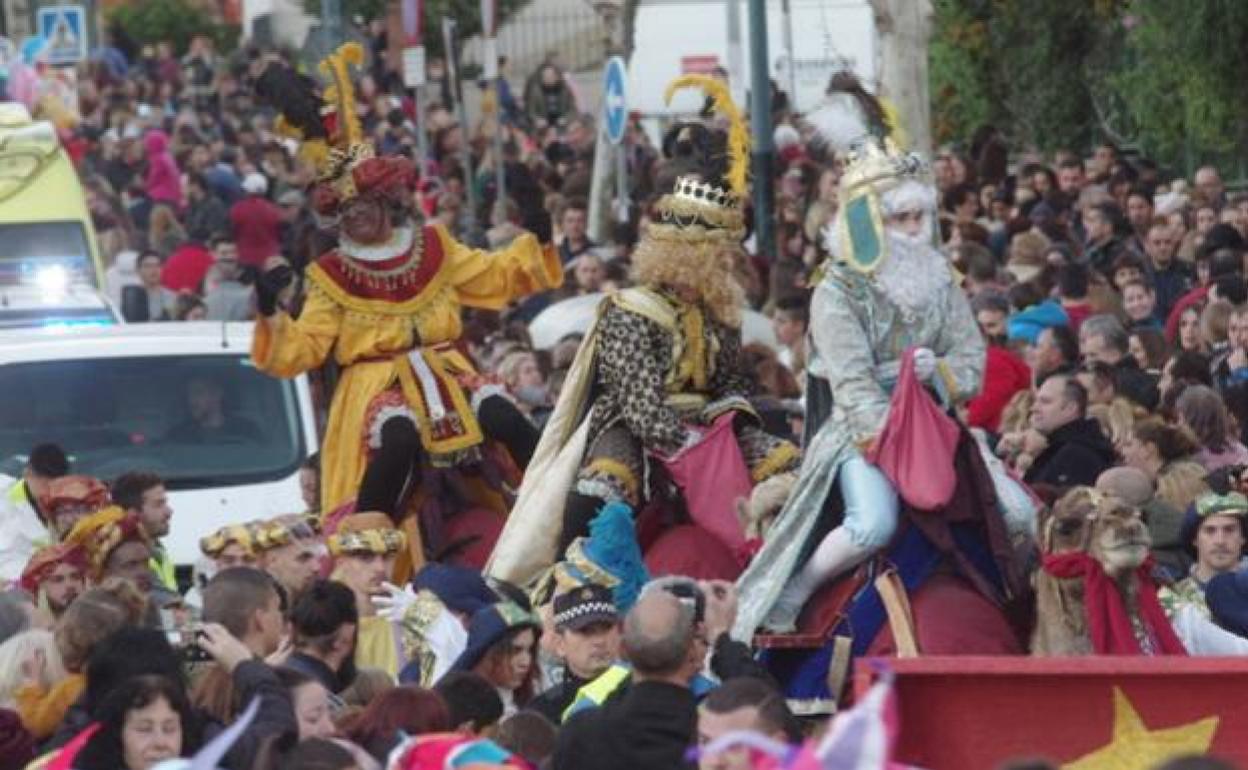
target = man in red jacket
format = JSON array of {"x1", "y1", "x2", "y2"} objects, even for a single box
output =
[
  {"x1": 965, "y1": 291, "x2": 1030, "y2": 433},
  {"x1": 230, "y1": 173, "x2": 284, "y2": 269},
  {"x1": 162, "y1": 240, "x2": 215, "y2": 294}
]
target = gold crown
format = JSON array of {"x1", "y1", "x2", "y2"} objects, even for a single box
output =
[
  {"x1": 671, "y1": 175, "x2": 739, "y2": 210},
  {"x1": 654, "y1": 174, "x2": 746, "y2": 235}
]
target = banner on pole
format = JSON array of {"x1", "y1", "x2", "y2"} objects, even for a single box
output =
[
  {"x1": 401, "y1": 0, "x2": 423, "y2": 44},
  {"x1": 399, "y1": 0, "x2": 426, "y2": 87},
  {"x1": 403, "y1": 48, "x2": 426, "y2": 88},
  {"x1": 479, "y1": 0, "x2": 498, "y2": 79}
]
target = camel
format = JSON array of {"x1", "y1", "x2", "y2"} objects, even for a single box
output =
[
  {"x1": 736, "y1": 472, "x2": 797, "y2": 542},
  {"x1": 1031, "y1": 486, "x2": 1154, "y2": 656}
]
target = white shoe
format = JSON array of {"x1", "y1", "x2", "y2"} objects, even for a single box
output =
[
  {"x1": 762, "y1": 584, "x2": 806, "y2": 633},
  {"x1": 761, "y1": 528, "x2": 871, "y2": 633}
]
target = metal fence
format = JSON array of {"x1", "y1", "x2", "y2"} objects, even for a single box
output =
[{"x1": 462, "y1": 6, "x2": 608, "y2": 82}]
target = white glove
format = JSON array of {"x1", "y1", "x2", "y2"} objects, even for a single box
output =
[
  {"x1": 370, "y1": 582, "x2": 418, "y2": 622},
  {"x1": 912, "y1": 348, "x2": 937, "y2": 382}
]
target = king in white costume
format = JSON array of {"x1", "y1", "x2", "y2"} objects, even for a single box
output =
[{"x1": 734, "y1": 75, "x2": 1006, "y2": 638}]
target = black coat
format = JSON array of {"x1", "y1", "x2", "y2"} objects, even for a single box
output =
[
  {"x1": 527, "y1": 670, "x2": 589, "y2": 725},
  {"x1": 1025, "y1": 417, "x2": 1116, "y2": 489},
  {"x1": 1113, "y1": 357, "x2": 1160, "y2": 411},
  {"x1": 552, "y1": 681, "x2": 696, "y2": 770}
]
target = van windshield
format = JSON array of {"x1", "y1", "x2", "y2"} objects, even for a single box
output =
[
  {"x1": 0, "y1": 221, "x2": 97, "y2": 288},
  {"x1": 0, "y1": 354, "x2": 304, "y2": 488}
]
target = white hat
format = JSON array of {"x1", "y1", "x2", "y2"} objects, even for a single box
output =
[{"x1": 242, "y1": 173, "x2": 269, "y2": 196}]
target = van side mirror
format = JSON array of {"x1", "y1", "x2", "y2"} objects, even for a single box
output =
[{"x1": 120, "y1": 285, "x2": 150, "y2": 322}]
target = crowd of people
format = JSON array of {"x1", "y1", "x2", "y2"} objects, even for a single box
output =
[{"x1": 0, "y1": 15, "x2": 1246, "y2": 770}]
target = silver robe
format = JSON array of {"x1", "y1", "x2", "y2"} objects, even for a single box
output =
[{"x1": 732, "y1": 261, "x2": 985, "y2": 640}]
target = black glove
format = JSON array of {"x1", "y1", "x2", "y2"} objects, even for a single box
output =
[
  {"x1": 522, "y1": 206, "x2": 553, "y2": 245},
  {"x1": 256, "y1": 264, "x2": 294, "y2": 316}
]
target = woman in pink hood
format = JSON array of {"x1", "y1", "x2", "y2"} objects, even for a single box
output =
[{"x1": 144, "y1": 129, "x2": 184, "y2": 210}]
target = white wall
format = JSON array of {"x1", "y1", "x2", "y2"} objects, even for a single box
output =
[{"x1": 628, "y1": 0, "x2": 875, "y2": 117}]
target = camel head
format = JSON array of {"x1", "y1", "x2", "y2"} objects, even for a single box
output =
[
  {"x1": 737, "y1": 472, "x2": 797, "y2": 541},
  {"x1": 1043, "y1": 486, "x2": 1151, "y2": 579}
]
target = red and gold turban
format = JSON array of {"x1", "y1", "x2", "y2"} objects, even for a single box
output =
[
  {"x1": 19, "y1": 542, "x2": 87, "y2": 594},
  {"x1": 64, "y1": 507, "x2": 149, "y2": 579},
  {"x1": 39, "y1": 475, "x2": 110, "y2": 514}
]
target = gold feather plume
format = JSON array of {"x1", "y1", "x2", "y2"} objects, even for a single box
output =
[
  {"x1": 273, "y1": 116, "x2": 330, "y2": 172},
  {"x1": 318, "y1": 42, "x2": 365, "y2": 150},
  {"x1": 663, "y1": 74, "x2": 750, "y2": 198}
]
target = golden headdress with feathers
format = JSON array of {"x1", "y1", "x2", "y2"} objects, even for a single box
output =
[
  {"x1": 651, "y1": 75, "x2": 751, "y2": 238},
  {"x1": 805, "y1": 71, "x2": 933, "y2": 274},
  {"x1": 255, "y1": 43, "x2": 378, "y2": 205}
]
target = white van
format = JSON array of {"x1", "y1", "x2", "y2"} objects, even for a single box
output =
[
  {"x1": 0, "y1": 321, "x2": 319, "y2": 570},
  {"x1": 628, "y1": 0, "x2": 876, "y2": 116}
]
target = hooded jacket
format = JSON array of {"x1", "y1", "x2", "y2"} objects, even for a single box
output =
[
  {"x1": 966, "y1": 345, "x2": 1031, "y2": 433},
  {"x1": 1025, "y1": 417, "x2": 1116, "y2": 489},
  {"x1": 143, "y1": 130, "x2": 183, "y2": 209},
  {"x1": 1006, "y1": 299, "x2": 1069, "y2": 346}
]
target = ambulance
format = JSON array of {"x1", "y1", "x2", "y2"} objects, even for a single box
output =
[{"x1": 0, "y1": 102, "x2": 117, "y2": 329}]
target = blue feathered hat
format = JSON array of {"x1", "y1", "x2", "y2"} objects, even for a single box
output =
[
  {"x1": 412, "y1": 563, "x2": 497, "y2": 617},
  {"x1": 554, "y1": 501, "x2": 649, "y2": 613}
]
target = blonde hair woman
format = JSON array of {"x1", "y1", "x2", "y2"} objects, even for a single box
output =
[
  {"x1": 1088, "y1": 397, "x2": 1144, "y2": 454},
  {"x1": 16, "y1": 579, "x2": 146, "y2": 739},
  {"x1": 0, "y1": 629, "x2": 65, "y2": 709}
]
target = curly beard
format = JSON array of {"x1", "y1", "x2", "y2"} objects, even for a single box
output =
[
  {"x1": 630, "y1": 225, "x2": 745, "y2": 327},
  {"x1": 875, "y1": 229, "x2": 951, "y2": 317}
]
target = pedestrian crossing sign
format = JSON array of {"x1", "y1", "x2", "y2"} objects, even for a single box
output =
[{"x1": 37, "y1": 5, "x2": 88, "y2": 65}]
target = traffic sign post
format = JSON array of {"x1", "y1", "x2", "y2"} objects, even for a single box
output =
[
  {"x1": 589, "y1": 56, "x2": 629, "y2": 240},
  {"x1": 603, "y1": 55, "x2": 627, "y2": 146},
  {"x1": 36, "y1": 5, "x2": 87, "y2": 66}
]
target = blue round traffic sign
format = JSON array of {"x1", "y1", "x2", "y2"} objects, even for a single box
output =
[{"x1": 603, "y1": 56, "x2": 628, "y2": 145}]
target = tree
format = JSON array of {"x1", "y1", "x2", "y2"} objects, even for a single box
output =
[
  {"x1": 928, "y1": 0, "x2": 1248, "y2": 173},
  {"x1": 108, "y1": 0, "x2": 238, "y2": 53},
  {"x1": 929, "y1": 0, "x2": 1124, "y2": 155},
  {"x1": 870, "y1": 0, "x2": 934, "y2": 158},
  {"x1": 1109, "y1": 0, "x2": 1248, "y2": 170}
]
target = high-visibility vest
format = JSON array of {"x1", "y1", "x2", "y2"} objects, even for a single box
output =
[
  {"x1": 561, "y1": 663, "x2": 631, "y2": 723},
  {"x1": 149, "y1": 546, "x2": 177, "y2": 592}
]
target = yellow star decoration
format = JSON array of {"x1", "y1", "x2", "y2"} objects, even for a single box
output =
[{"x1": 1063, "y1": 687, "x2": 1219, "y2": 770}]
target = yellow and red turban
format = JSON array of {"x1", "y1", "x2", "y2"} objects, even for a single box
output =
[
  {"x1": 64, "y1": 507, "x2": 149, "y2": 579},
  {"x1": 19, "y1": 542, "x2": 87, "y2": 594},
  {"x1": 252, "y1": 514, "x2": 321, "y2": 553},
  {"x1": 199, "y1": 523, "x2": 258, "y2": 559}
]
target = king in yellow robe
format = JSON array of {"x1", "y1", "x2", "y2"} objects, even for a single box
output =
[{"x1": 253, "y1": 222, "x2": 561, "y2": 517}]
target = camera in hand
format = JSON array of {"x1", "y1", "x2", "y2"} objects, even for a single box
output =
[{"x1": 179, "y1": 630, "x2": 213, "y2": 663}]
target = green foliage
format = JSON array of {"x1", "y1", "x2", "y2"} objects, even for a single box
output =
[
  {"x1": 301, "y1": 0, "x2": 525, "y2": 58},
  {"x1": 928, "y1": 2, "x2": 992, "y2": 146},
  {"x1": 929, "y1": 0, "x2": 1123, "y2": 154},
  {"x1": 930, "y1": 0, "x2": 1248, "y2": 172},
  {"x1": 1109, "y1": 0, "x2": 1248, "y2": 169},
  {"x1": 108, "y1": 0, "x2": 238, "y2": 54}
]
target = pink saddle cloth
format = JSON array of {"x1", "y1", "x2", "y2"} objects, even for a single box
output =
[{"x1": 652, "y1": 413, "x2": 751, "y2": 551}]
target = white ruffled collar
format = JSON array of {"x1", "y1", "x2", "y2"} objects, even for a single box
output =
[{"x1": 339, "y1": 226, "x2": 416, "y2": 263}]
